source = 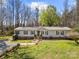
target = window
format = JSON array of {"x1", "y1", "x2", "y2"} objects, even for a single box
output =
[
  {"x1": 45, "y1": 31, "x2": 48, "y2": 35},
  {"x1": 24, "y1": 31, "x2": 28, "y2": 34},
  {"x1": 15, "y1": 31, "x2": 19, "y2": 34},
  {"x1": 56, "y1": 31, "x2": 59, "y2": 35},
  {"x1": 31, "y1": 31, "x2": 35, "y2": 35},
  {"x1": 41, "y1": 31, "x2": 44, "y2": 34},
  {"x1": 61, "y1": 31, "x2": 64, "y2": 35}
]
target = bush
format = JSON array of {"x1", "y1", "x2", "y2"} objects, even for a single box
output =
[
  {"x1": 13, "y1": 34, "x2": 19, "y2": 40},
  {"x1": 69, "y1": 33, "x2": 79, "y2": 44},
  {"x1": 74, "y1": 38, "x2": 79, "y2": 44},
  {"x1": 74, "y1": 28, "x2": 79, "y2": 32},
  {"x1": 5, "y1": 30, "x2": 14, "y2": 36}
]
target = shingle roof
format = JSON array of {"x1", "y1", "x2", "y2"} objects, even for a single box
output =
[
  {"x1": 15, "y1": 27, "x2": 71, "y2": 31},
  {"x1": 15, "y1": 27, "x2": 44, "y2": 31},
  {"x1": 43, "y1": 27, "x2": 71, "y2": 30}
]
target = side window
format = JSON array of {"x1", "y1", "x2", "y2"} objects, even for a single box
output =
[
  {"x1": 31, "y1": 31, "x2": 35, "y2": 35},
  {"x1": 45, "y1": 31, "x2": 48, "y2": 35},
  {"x1": 24, "y1": 31, "x2": 28, "y2": 35},
  {"x1": 56, "y1": 31, "x2": 59, "y2": 35},
  {"x1": 41, "y1": 31, "x2": 44, "y2": 35},
  {"x1": 61, "y1": 31, "x2": 64, "y2": 35},
  {"x1": 15, "y1": 31, "x2": 19, "y2": 34}
]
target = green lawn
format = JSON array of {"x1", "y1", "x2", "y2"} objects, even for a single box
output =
[
  {"x1": 9, "y1": 40, "x2": 32, "y2": 43},
  {"x1": 0, "y1": 36, "x2": 12, "y2": 40},
  {"x1": 4, "y1": 40, "x2": 79, "y2": 59},
  {"x1": 0, "y1": 36, "x2": 32, "y2": 43}
]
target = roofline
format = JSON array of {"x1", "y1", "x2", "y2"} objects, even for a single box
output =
[{"x1": 14, "y1": 27, "x2": 71, "y2": 31}]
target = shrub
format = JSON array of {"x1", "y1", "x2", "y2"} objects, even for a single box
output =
[
  {"x1": 5, "y1": 30, "x2": 14, "y2": 36},
  {"x1": 74, "y1": 28, "x2": 79, "y2": 32},
  {"x1": 74, "y1": 38, "x2": 79, "y2": 44}
]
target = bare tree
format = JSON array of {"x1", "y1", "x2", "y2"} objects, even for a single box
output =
[
  {"x1": 62, "y1": 0, "x2": 69, "y2": 26},
  {"x1": 7, "y1": 0, "x2": 15, "y2": 28},
  {"x1": 0, "y1": 0, "x2": 6, "y2": 35},
  {"x1": 76, "y1": 0, "x2": 79, "y2": 26},
  {"x1": 15, "y1": 0, "x2": 22, "y2": 27},
  {"x1": 35, "y1": 7, "x2": 39, "y2": 26},
  {"x1": 20, "y1": 4, "x2": 31, "y2": 27}
]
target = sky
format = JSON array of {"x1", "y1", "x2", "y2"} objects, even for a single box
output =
[{"x1": 23, "y1": 0, "x2": 76, "y2": 14}]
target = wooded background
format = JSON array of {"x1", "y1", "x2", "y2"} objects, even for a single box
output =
[{"x1": 0, "y1": 0, "x2": 79, "y2": 35}]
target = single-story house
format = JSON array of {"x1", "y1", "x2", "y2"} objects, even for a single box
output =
[{"x1": 13, "y1": 27, "x2": 71, "y2": 39}]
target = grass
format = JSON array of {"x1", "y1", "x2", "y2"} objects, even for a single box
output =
[
  {"x1": 5, "y1": 40, "x2": 79, "y2": 59},
  {"x1": 0, "y1": 36, "x2": 12, "y2": 40},
  {"x1": 0, "y1": 36, "x2": 32, "y2": 43},
  {"x1": 9, "y1": 40, "x2": 32, "y2": 43}
]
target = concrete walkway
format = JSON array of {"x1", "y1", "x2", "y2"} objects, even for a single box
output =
[
  {"x1": 6, "y1": 39, "x2": 40, "y2": 46},
  {"x1": 20, "y1": 43, "x2": 36, "y2": 46},
  {"x1": 20, "y1": 40, "x2": 40, "y2": 46}
]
